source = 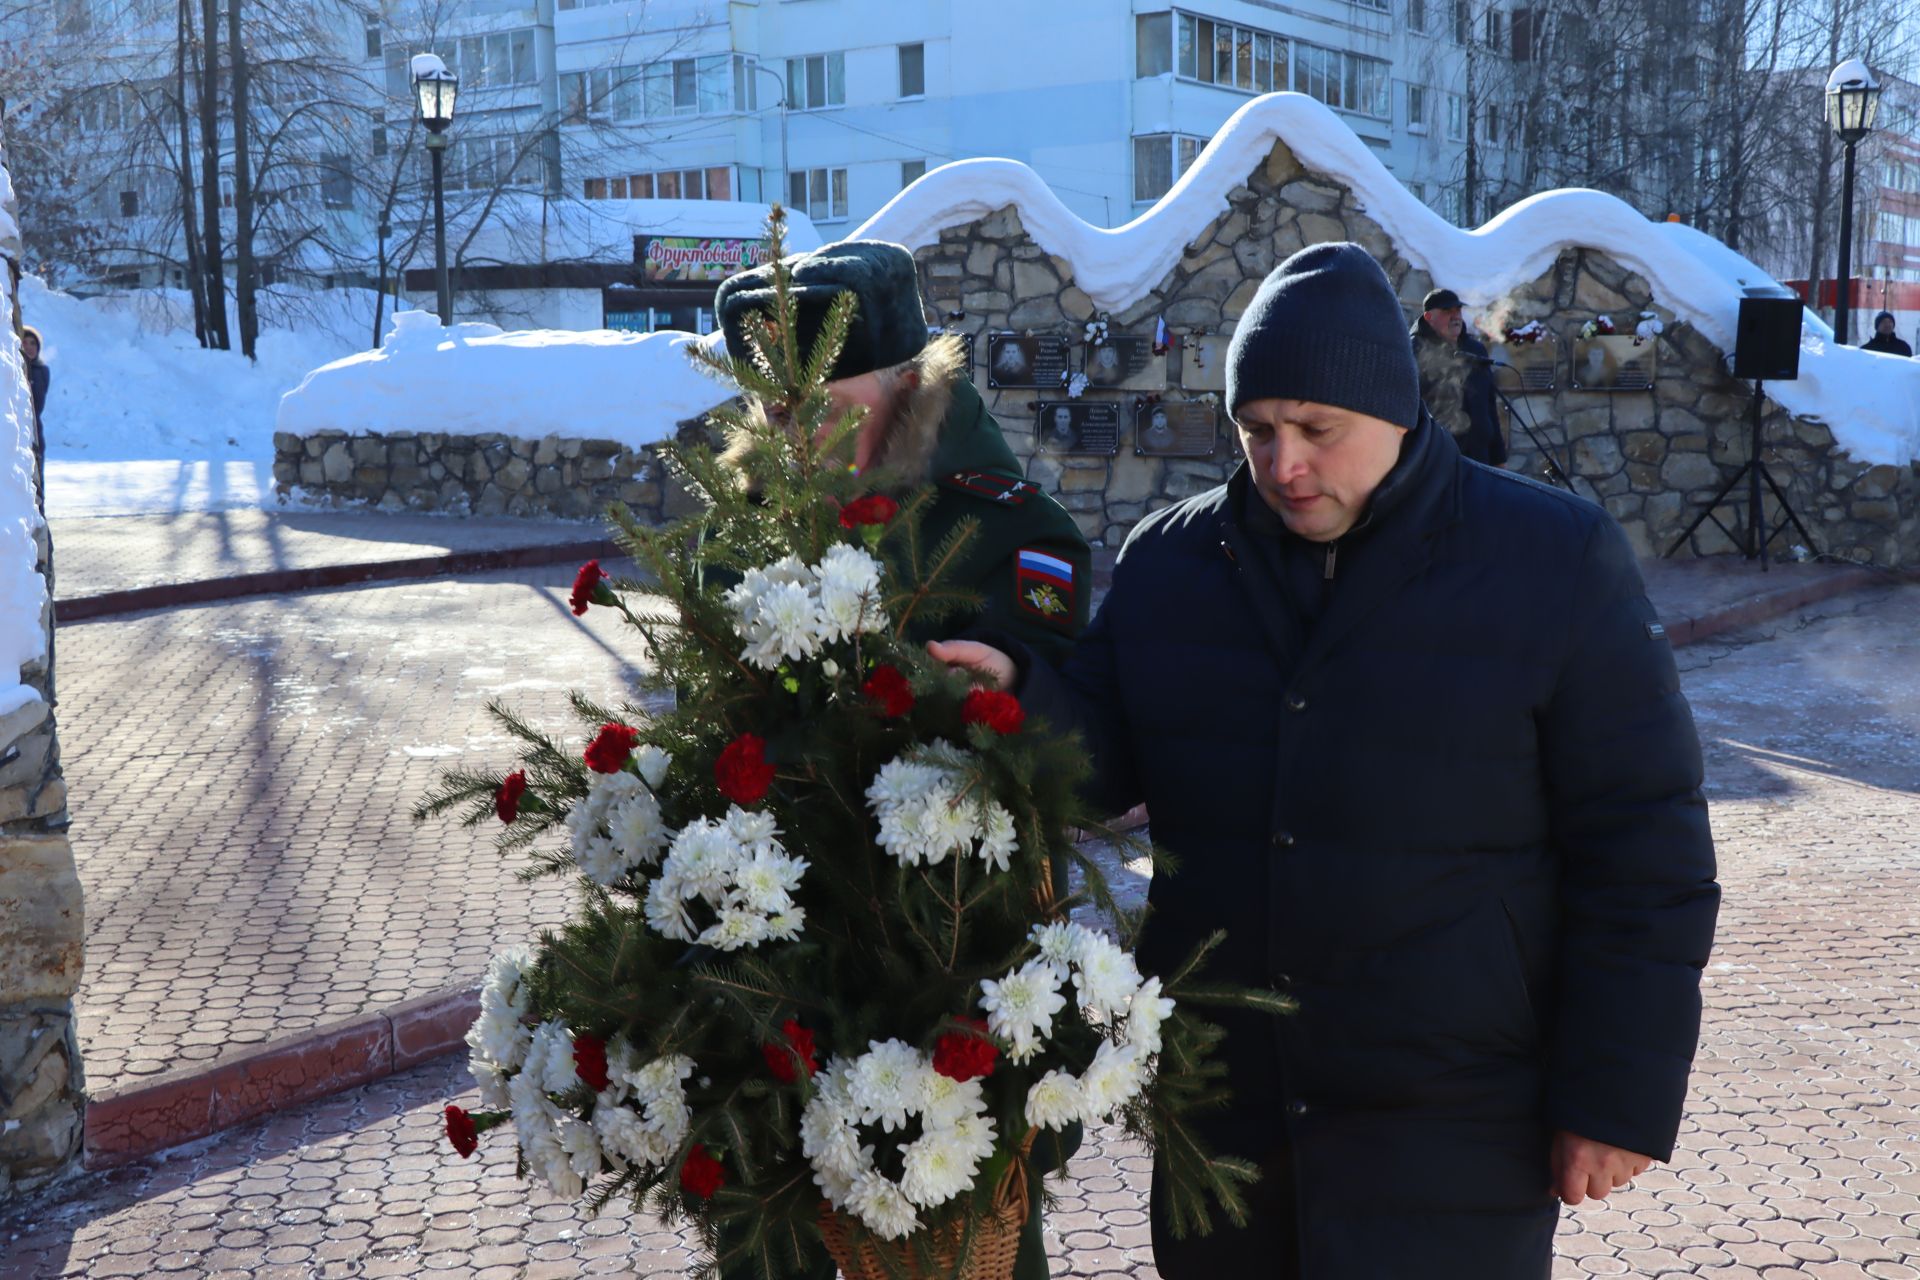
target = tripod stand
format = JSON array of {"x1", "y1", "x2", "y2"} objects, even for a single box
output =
[
  {"x1": 1488, "y1": 365, "x2": 1592, "y2": 499},
  {"x1": 1663, "y1": 379, "x2": 1816, "y2": 569}
]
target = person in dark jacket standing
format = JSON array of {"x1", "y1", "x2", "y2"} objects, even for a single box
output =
[
  {"x1": 20, "y1": 325, "x2": 48, "y2": 503},
  {"x1": 1861, "y1": 310, "x2": 1913, "y2": 357},
  {"x1": 934, "y1": 243, "x2": 1720, "y2": 1280},
  {"x1": 1413, "y1": 287, "x2": 1509, "y2": 465}
]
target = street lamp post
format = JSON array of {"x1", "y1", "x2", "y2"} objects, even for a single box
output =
[
  {"x1": 750, "y1": 63, "x2": 789, "y2": 210},
  {"x1": 1825, "y1": 58, "x2": 1881, "y2": 347},
  {"x1": 412, "y1": 55, "x2": 461, "y2": 325}
]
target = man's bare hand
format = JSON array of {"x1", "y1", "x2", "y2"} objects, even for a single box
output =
[
  {"x1": 1551, "y1": 1131, "x2": 1655, "y2": 1206},
  {"x1": 925, "y1": 640, "x2": 1016, "y2": 691}
]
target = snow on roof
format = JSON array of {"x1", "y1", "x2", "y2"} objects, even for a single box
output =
[
  {"x1": 394, "y1": 197, "x2": 823, "y2": 272},
  {"x1": 856, "y1": 92, "x2": 1920, "y2": 466},
  {"x1": 0, "y1": 150, "x2": 49, "y2": 736},
  {"x1": 276, "y1": 309, "x2": 734, "y2": 445}
]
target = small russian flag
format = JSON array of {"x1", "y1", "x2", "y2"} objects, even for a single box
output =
[{"x1": 1017, "y1": 549, "x2": 1074, "y2": 586}]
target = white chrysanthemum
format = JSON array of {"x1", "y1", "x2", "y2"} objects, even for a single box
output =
[
  {"x1": 731, "y1": 851, "x2": 806, "y2": 914},
  {"x1": 1078, "y1": 1041, "x2": 1145, "y2": 1117},
  {"x1": 749, "y1": 579, "x2": 825, "y2": 667},
  {"x1": 534, "y1": 1133, "x2": 586, "y2": 1199},
  {"x1": 848, "y1": 1170, "x2": 922, "y2": 1241},
  {"x1": 815, "y1": 543, "x2": 888, "y2": 642},
  {"x1": 766, "y1": 908, "x2": 806, "y2": 941},
  {"x1": 813, "y1": 1161, "x2": 858, "y2": 1210},
  {"x1": 608, "y1": 787, "x2": 668, "y2": 869},
  {"x1": 918, "y1": 1071, "x2": 985, "y2": 1130},
  {"x1": 724, "y1": 807, "x2": 782, "y2": 855},
  {"x1": 1126, "y1": 977, "x2": 1176, "y2": 1055},
  {"x1": 520, "y1": 1020, "x2": 579, "y2": 1096},
  {"x1": 643, "y1": 876, "x2": 695, "y2": 941},
  {"x1": 568, "y1": 768, "x2": 656, "y2": 886},
  {"x1": 469, "y1": 1058, "x2": 511, "y2": 1109},
  {"x1": 1029, "y1": 922, "x2": 1089, "y2": 970},
  {"x1": 865, "y1": 757, "x2": 946, "y2": 809},
  {"x1": 699, "y1": 908, "x2": 772, "y2": 952},
  {"x1": 1024, "y1": 1070, "x2": 1087, "y2": 1130},
  {"x1": 470, "y1": 946, "x2": 536, "y2": 1069},
  {"x1": 1072, "y1": 934, "x2": 1144, "y2": 1019},
  {"x1": 901, "y1": 1127, "x2": 980, "y2": 1208},
  {"x1": 847, "y1": 1039, "x2": 925, "y2": 1133},
  {"x1": 633, "y1": 744, "x2": 671, "y2": 789},
  {"x1": 664, "y1": 821, "x2": 742, "y2": 900},
  {"x1": 947, "y1": 1112, "x2": 998, "y2": 1166},
  {"x1": 978, "y1": 801, "x2": 1019, "y2": 872},
  {"x1": 868, "y1": 744, "x2": 1018, "y2": 872},
  {"x1": 556, "y1": 1113, "x2": 603, "y2": 1181},
  {"x1": 594, "y1": 1096, "x2": 666, "y2": 1168},
  {"x1": 978, "y1": 960, "x2": 1067, "y2": 1061}
]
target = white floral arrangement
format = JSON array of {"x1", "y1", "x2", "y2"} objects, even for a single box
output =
[
  {"x1": 724, "y1": 545, "x2": 889, "y2": 671},
  {"x1": 866, "y1": 740, "x2": 1020, "y2": 872}
]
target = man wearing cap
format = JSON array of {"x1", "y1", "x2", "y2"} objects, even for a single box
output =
[
  {"x1": 1413, "y1": 287, "x2": 1509, "y2": 466},
  {"x1": 932, "y1": 244, "x2": 1720, "y2": 1279},
  {"x1": 1861, "y1": 310, "x2": 1913, "y2": 357},
  {"x1": 714, "y1": 240, "x2": 1091, "y2": 663},
  {"x1": 711, "y1": 240, "x2": 1088, "y2": 1278}
]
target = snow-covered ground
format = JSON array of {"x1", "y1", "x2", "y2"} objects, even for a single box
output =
[{"x1": 23, "y1": 277, "x2": 374, "y2": 517}]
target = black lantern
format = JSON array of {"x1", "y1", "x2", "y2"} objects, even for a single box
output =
[
  {"x1": 1824, "y1": 58, "x2": 1880, "y2": 345},
  {"x1": 412, "y1": 55, "x2": 460, "y2": 323}
]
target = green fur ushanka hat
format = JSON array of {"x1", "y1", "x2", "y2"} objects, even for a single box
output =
[{"x1": 716, "y1": 240, "x2": 929, "y2": 382}]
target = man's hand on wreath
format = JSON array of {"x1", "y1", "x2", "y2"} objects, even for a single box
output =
[
  {"x1": 1551, "y1": 1130, "x2": 1655, "y2": 1206},
  {"x1": 926, "y1": 639, "x2": 1017, "y2": 691}
]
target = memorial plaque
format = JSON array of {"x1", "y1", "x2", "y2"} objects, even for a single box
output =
[
  {"x1": 1570, "y1": 335, "x2": 1656, "y2": 391},
  {"x1": 1082, "y1": 336, "x2": 1167, "y2": 391},
  {"x1": 1135, "y1": 400, "x2": 1219, "y2": 458},
  {"x1": 1493, "y1": 338, "x2": 1559, "y2": 392},
  {"x1": 929, "y1": 326, "x2": 977, "y2": 374},
  {"x1": 987, "y1": 333, "x2": 1073, "y2": 389},
  {"x1": 1179, "y1": 335, "x2": 1231, "y2": 392},
  {"x1": 1035, "y1": 401, "x2": 1122, "y2": 456}
]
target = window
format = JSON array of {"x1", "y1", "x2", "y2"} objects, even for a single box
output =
[
  {"x1": 1172, "y1": 11, "x2": 1282, "y2": 91},
  {"x1": 364, "y1": 18, "x2": 381, "y2": 59},
  {"x1": 1343, "y1": 55, "x2": 1390, "y2": 118},
  {"x1": 1406, "y1": 83, "x2": 1427, "y2": 132},
  {"x1": 1132, "y1": 132, "x2": 1206, "y2": 202},
  {"x1": 1408, "y1": 0, "x2": 1428, "y2": 32},
  {"x1": 1446, "y1": 93, "x2": 1465, "y2": 140},
  {"x1": 321, "y1": 153, "x2": 353, "y2": 209},
  {"x1": 118, "y1": 189, "x2": 139, "y2": 217},
  {"x1": 1485, "y1": 103, "x2": 1500, "y2": 144},
  {"x1": 786, "y1": 52, "x2": 846, "y2": 110},
  {"x1": 372, "y1": 125, "x2": 388, "y2": 157},
  {"x1": 1452, "y1": 0, "x2": 1470, "y2": 44},
  {"x1": 562, "y1": 56, "x2": 741, "y2": 123},
  {"x1": 1441, "y1": 186, "x2": 1463, "y2": 223},
  {"x1": 1406, "y1": 180, "x2": 1427, "y2": 203},
  {"x1": 584, "y1": 166, "x2": 735, "y2": 201},
  {"x1": 1484, "y1": 7, "x2": 1506, "y2": 52},
  {"x1": 901, "y1": 159, "x2": 927, "y2": 188},
  {"x1": 788, "y1": 166, "x2": 849, "y2": 220},
  {"x1": 898, "y1": 42, "x2": 924, "y2": 97},
  {"x1": 1135, "y1": 13, "x2": 1171, "y2": 77}
]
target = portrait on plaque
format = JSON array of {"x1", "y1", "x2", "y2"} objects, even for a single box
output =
[
  {"x1": 1134, "y1": 399, "x2": 1219, "y2": 457},
  {"x1": 1034, "y1": 401, "x2": 1122, "y2": 456},
  {"x1": 986, "y1": 333, "x2": 1072, "y2": 389},
  {"x1": 1179, "y1": 335, "x2": 1231, "y2": 392},
  {"x1": 1081, "y1": 335, "x2": 1167, "y2": 392}
]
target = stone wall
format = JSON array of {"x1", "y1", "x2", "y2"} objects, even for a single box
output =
[
  {"x1": 273, "y1": 429, "x2": 683, "y2": 522},
  {"x1": 277, "y1": 136, "x2": 1919, "y2": 566},
  {"x1": 1, "y1": 251, "x2": 84, "y2": 1190}
]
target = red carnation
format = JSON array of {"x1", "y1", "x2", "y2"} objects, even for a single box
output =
[
  {"x1": 932, "y1": 1019, "x2": 999, "y2": 1082},
  {"x1": 839, "y1": 494, "x2": 900, "y2": 529},
  {"x1": 569, "y1": 559, "x2": 612, "y2": 616},
  {"x1": 715, "y1": 733, "x2": 776, "y2": 805},
  {"x1": 495, "y1": 770, "x2": 527, "y2": 824},
  {"x1": 584, "y1": 723, "x2": 641, "y2": 773},
  {"x1": 681, "y1": 1143, "x2": 726, "y2": 1199},
  {"x1": 573, "y1": 1035, "x2": 611, "y2": 1092},
  {"x1": 762, "y1": 1018, "x2": 819, "y2": 1084},
  {"x1": 862, "y1": 665, "x2": 914, "y2": 718},
  {"x1": 445, "y1": 1104, "x2": 479, "y2": 1158},
  {"x1": 962, "y1": 689, "x2": 1025, "y2": 736}
]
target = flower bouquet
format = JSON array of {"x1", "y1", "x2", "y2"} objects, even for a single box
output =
[{"x1": 417, "y1": 212, "x2": 1276, "y2": 1280}]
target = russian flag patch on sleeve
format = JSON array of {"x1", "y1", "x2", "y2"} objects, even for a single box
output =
[{"x1": 1015, "y1": 547, "x2": 1077, "y2": 627}]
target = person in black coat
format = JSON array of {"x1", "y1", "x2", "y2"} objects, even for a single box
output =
[
  {"x1": 933, "y1": 244, "x2": 1720, "y2": 1280},
  {"x1": 1412, "y1": 288, "x2": 1509, "y2": 466},
  {"x1": 1861, "y1": 311, "x2": 1913, "y2": 357},
  {"x1": 20, "y1": 325, "x2": 49, "y2": 504}
]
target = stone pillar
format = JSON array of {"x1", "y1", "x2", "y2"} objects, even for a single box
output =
[{"x1": 0, "y1": 151, "x2": 84, "y2": 1198}]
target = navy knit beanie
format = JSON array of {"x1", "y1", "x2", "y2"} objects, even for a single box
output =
[{"x1": 1225, "y1": 243, "x2": 1422, "y2": 431}]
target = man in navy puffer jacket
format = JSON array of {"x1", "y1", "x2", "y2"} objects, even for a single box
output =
[{"x1": 932, "y1": 243, "x2": 1720, "y2": 1280}]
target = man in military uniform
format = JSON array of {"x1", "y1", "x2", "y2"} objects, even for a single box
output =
[
  {"x1": 715, "y1": 240, "x2": 1091, "y2": 664},
  {"x1": 1411, "y1": 286, "x2": 1508, "y2": 466},
  {"x1": 711, "y1": 240, "x2": 1088, "y2": 1277}
]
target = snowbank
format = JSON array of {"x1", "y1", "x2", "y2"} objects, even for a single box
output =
[
  {"x1": 1, "y1": 158, "x2": 48, "y2": 730},
  {"x1": 277, "y1": 310, "x2": 733, "y2": 444},
  {"x1": 856, "y1": 92, "x2": 1920, "y2": 466}
]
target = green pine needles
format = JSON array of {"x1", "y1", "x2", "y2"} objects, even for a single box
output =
[{"x1": 413, "y1": 208, "x2": 1287, "y2": 1280}]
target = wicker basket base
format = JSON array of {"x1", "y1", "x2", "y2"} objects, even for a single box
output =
[{"x1": 817, "y1": 1192, "x2": 1028, "y2": 1280}]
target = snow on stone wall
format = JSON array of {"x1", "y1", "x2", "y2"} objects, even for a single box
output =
[{"x1": 0, "y1": 149, "x2": 49, "y2": 737}]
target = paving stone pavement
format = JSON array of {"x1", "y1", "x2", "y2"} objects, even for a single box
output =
[
  {"x1": 59, "y1": 565, "x2": 649, "y2": 1091},
  {"x1": 11, "y1": 584, "x2": 1916, "y2": 1278},
  {"x1": 48, "y1": 509, "x2": 605, "y2": 598}
]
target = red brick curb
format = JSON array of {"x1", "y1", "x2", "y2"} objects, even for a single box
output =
[
  {"x1": 55, "y1": 537, "x2": 623, "y2": 623},
  {"x1": 77, "y1": 562, "x2": 1901, "y2": 1168},
  {"x1": 84, "y1": 986, "x2": 480, "y2": 1169}
]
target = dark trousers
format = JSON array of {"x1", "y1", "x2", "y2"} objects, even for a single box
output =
[{"x1": 1150, "y1": 1140, "x2": 1299, "y2": 1280}]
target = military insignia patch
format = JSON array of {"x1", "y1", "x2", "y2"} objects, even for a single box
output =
[
  {"x1": 1015, "y1": 547, "x2": 1077, "y2": 627},
  {"x1": 941, "y1": 470, "x2": 1036, "y2": 506}
]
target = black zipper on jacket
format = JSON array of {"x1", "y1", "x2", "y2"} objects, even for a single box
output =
[{"x1": 1324, "y1": 542, "x2": 1338, "y2": 580}]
